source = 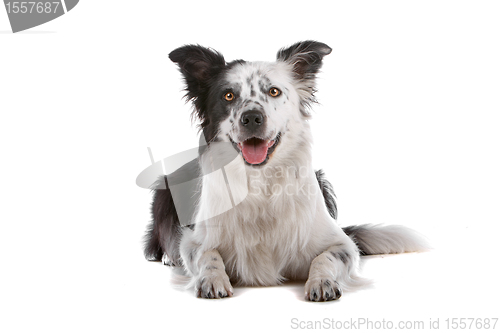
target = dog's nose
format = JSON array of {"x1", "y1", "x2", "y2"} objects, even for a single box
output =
[{"x1": 241, "y1": 110, "x2": 265, "y2": 131}]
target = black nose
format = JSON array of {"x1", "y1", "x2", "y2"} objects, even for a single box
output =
[{"x1": 241, "y1": 110, "x2": 265, "y2": 131}]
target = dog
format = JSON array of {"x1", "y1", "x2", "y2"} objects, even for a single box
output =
[{"x1": 144, "y1": 41, "x2": 428, "y2": 301}]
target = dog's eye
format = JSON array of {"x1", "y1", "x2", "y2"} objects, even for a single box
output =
[
  {"x1": 269, "y1": 87, "x2": 281, "y2": 97},
  {"x1": 224, "y1": 92, "x2": 235, "y2": 101}
]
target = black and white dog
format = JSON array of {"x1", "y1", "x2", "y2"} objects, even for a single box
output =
[{"x1": 144, "y1": 41, "x2": 427, "y2": 301}]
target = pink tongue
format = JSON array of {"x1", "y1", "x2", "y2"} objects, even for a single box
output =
[{"x1": 240, "y1": 138, "x2": 269, "y2": 164}]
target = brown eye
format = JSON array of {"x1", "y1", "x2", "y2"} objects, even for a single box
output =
[
  {"x1": 269, "y1": 87, "x2": 281, "y2": 97},
  {"x1": 224, "y1": 92, "x2": 235, "y2": 101}
]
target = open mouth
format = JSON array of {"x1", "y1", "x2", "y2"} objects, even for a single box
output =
[{"x1": 231, "y1": 134, "x2": 281, "y2": 165}]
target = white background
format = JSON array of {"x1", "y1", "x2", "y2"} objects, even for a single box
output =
[{"x1": 1, "y1": 1, "x2": 499, "y2": 332}]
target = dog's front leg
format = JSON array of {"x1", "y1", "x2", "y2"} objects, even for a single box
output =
[
  {"x1": 193, "y1": 249, "x2": 233, "y2": 299},
  {"x1": 305, "y1": 242, "x2": 359, "y2": 302}
]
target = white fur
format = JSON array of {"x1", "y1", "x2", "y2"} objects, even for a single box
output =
[{"x1": 179, "y1": 60, "x2": 365, "y2": 297}]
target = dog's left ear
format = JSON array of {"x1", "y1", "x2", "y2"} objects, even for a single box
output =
[{"x1": 276, "y1": 41, "x2": 332, "y2": 79}]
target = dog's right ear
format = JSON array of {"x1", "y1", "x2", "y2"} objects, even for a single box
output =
[{"x1": 169, "y1": 45, "x2": 226, "y2": 101}]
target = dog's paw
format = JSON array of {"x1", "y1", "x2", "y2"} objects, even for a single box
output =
[
  {"x1": 162, "y1": 253, "x2": 181, "y2": 266},
  {"x1": 304, "y1": 278, "x2": 342, "y2": 302},
  {"x1": 195, "y1": 271, "x2": 233, "y2": 299},
  {"x1": 162, "y1": 253, "x2": 173, "y2": 266}
]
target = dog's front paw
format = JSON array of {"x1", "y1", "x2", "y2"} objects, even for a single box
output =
[
  {"x1": 162, "y1": 253, "x2": 174, "y2": 266},
  {"x1": 195, "y1": 271, "x2": 233, "y2": 299},
  {"x1": 304, "y1": 278, "x2": 342, "y2": 302},
  {"x1": 162, "y1": 253, "x2": 182, "y2": 266}
]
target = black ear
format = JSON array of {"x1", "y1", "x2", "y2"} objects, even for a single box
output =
[
  {"x1": 169, "y1": 45, "x2": 226, "y2": 100},
  {"x1": 276, "y1": 41, "x2": 332, "y2": 79}
]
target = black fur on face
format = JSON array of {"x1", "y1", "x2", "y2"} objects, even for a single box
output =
[{"x1": 169, "y1": 45, "x2": 245, "y2": 143}]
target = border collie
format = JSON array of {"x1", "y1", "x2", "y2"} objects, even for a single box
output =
[{"x1": 144, "y1": 41, "x2": 427, "y2": 301}]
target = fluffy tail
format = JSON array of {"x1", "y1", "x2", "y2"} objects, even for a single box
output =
[{"x1": 342, "y1": 224, "x2": 429, "y2": 255}]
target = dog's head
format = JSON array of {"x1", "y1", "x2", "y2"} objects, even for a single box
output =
[{"x1": 169, "y1": 41, "x2": 331, "y2": 166}]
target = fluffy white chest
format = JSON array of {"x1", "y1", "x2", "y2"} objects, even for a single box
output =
[{"x1": 194, "y1": 156, "x2": 333, "y2": 285}]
